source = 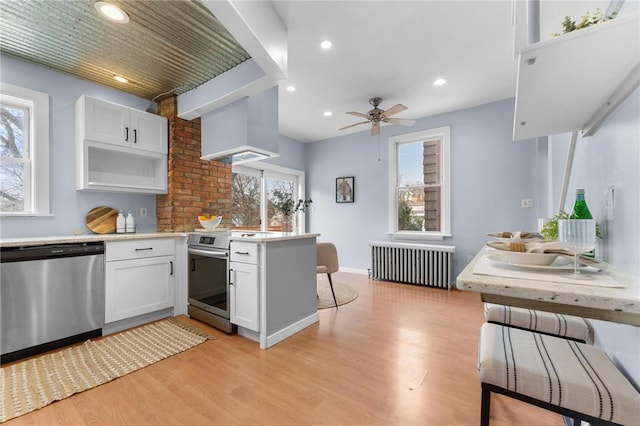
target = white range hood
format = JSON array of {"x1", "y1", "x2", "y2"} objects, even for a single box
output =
[
  {"x1": 201, "y1": 145, "x2": 275, "y2": 165},
  {"x1": 200, "y1": 86, "x2": 279, "y2": 164}
]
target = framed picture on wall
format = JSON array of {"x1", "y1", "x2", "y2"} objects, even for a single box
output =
[{"x1": 336, "y1": 176, "x2": 354, "y2": 203}]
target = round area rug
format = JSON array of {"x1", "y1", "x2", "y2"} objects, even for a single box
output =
[{"x1": 317, "y1": 278, "x2": 358, "y2": 309}]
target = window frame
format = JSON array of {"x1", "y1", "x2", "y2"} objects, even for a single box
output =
[
  {"x1": 233, "y1": 163, "x2": 307, "y2": 232},
  {"x1": 0, "y1": 82, "x2": 50, "y2": 216},
  {"x1": 388, "y1": 126, "x2": 451, "y2": 241}
]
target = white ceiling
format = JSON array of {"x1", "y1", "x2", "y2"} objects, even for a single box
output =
[{"x1": 270, "y1": 0, "x2": 625, "y2": 143}]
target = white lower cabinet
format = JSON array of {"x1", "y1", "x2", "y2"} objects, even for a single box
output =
[
  {"x1": 230, "y1": 242, "x2": 259, "y2": 332},
  {"x1": 105, "y1": 239, "x2": 175, "y2": 323}
]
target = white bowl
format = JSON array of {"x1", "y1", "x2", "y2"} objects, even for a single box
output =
[
  {"x1": 499, "y1": 251, "x2": 558, "y2": 266},
  {"x1": 198, "y1": 216, "x2": 222, "y2": 230}
]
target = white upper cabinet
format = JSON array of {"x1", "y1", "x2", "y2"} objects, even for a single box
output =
[
  {"x1": 79, "y1": 95, "x2": 167, "y2": 153},
  {"x1": 130, "y1": 110, "x2": 167, "y2": 153},
  {"x1": 513, "y1": 13, "x2": 640, "y2": 140},
  {"x1": 76, "y1": 95, "x2": 168, "y2": 194}
]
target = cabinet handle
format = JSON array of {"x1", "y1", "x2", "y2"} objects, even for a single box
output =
[
  {"x1": 125, "y1": 126, "x2": 129, "y2": 142},
  {"x1": 133, "y1": 129, "x2": 137, "y2": 143},
  {"x1": 135, "y1": 247, "x2": 153, "y2": 251},
  {"x1": 229, "y1": 268, "x2": 234, "y2": 285},
  {"x1": 169, "y1": 261, "x2": 174, "y2": 275},
  {"x1": 234, "y1": 251, "x2": 250, "y2": 255}
]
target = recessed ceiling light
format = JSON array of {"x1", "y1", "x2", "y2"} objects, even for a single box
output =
[
  {"x1": 286, "y1": 85, "x2": 296, "y2": 92},
  {"x1": 323, "y1": 111, "x2": 333, "y2": 117},
  {"x1": 95, "y1": 1, "x2": 130, "y2": 23},
  {"x1": 433, "y1": 78, "x2": 447, "y2": 86},
  {"x1": 113, "y1": 75, "x2": 128, "y2": 83},
  {"x1": 320, "y1": 40, "x2": 332, "y2": 50}
]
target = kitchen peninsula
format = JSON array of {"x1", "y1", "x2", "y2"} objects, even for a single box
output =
[{"x1": 228, "y1": 232, "x2": 320, "y2": 348}]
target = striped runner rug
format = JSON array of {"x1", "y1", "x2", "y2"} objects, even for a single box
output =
[{"x1": 0, "y1": 317, "x2": 213, "y2": 423}]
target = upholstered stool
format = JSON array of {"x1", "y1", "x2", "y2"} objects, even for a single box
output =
[
  {"x1": 478, "y1": 323, "x2": 640, "y2": 426},
  {"x1": 484, "y1": 303, "x2": 594, "y2": 344}
]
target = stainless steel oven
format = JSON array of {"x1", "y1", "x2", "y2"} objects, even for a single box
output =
[{"x1": 187, "y1": 231, "x2": 236, "y2": 333}]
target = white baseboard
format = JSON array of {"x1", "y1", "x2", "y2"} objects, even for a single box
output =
[
  {"x1": 265, "y1": 312, "x2": 319, "y2": 348},
  {"x1": 339, "y1": 267, "x2": 369, "y2": 275}
]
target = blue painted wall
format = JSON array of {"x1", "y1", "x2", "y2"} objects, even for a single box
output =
[
  {"x1": 548, "y1": 88, "x2": 640, "y2": 387},
  {"x1": 305, "y1": 98, "x2": 540, "y2": 277},
  {"x1": 0, "y1": 55, "x2": 159, "y2": 238}
]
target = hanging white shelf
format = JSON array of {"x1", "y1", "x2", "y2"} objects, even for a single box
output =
[{"x1": 513, "y1": 13, "x2": 640, "y2": 141}]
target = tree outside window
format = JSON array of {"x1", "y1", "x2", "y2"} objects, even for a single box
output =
[
  {"x1": 0, "y1": 103, "x2": 28, "y2": 212},
  {"x1": 231, "y1": 169, "x2": 300, "y2": 232},
  {"x1": 231, "y1": 172, "x2": 261, "y2": 229}
]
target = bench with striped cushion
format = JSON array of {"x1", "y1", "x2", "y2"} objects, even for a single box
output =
[
  {"x1": 478, "y1": 323, "x2": 640, "y2": 426},
  {"x1": 484, "y1": 303, "x2": 594, "y2": 344}
]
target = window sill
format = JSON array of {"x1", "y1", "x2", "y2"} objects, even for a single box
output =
[
  {"x1": 390, "y1": 232, "x2": 452, "y2": 241},
  {"x1": 1, "y1": 213, "x2": 53, "y2": 218}
]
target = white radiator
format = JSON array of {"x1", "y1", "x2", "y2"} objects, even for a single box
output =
[{"x1": 370, "y1": 241, "x2": 456, "y2": 290}]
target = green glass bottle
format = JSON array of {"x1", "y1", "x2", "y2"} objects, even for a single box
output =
[
  {"x1": 570, "y1": 188, "x2": 595, "y2": 257},
  {"x1": 569, "y1": 189, "x2": 593, "y2": 219}
]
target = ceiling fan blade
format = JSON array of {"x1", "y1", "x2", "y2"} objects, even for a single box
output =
[
  {"x1": 382, "y1": 104, "x2": 407, "y2": 117},
  {"x1": 339, "y1": 121, "x2": 369, "y2": 131},
  {"x1": 346, "y1": 111, "x2": 370, "y2": 119},
  {"x1": 386, "y1": 117, "x2": 416, "y2": 126},
  {"x1": 371, "y1": 122, "x2": 380, "y2": 136}
]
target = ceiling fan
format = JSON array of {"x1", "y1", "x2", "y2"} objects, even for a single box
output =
[{"x1": 339, "y1": 97, "x2": 416, "y2": 136}]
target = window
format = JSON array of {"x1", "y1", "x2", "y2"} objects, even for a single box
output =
[
  {"x1": 232, "y1": 164, "x2": 306, "y2": 232},
  {"x1": 231, "y1": 167, "x2": 262, "y2": 229},
  {"x1": 0, "y1": 83, "x2": 49, "y2": 215},
  {"x1": 389, "y1": 126, "x2": 450, "y2": 240}
]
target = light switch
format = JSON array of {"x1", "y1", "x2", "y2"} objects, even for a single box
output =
[{"x1": 604, "y1": 188, "x2": 614, "y2": 221}]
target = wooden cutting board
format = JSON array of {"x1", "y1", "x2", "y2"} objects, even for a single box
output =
[{"x1": 86, "y1": 206, "x2": 118, "y2": 234}]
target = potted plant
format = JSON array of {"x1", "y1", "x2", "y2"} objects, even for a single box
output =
[
  {"x1": 551, "y1": 8, "x2": 618, "y2": 37},
  {"x1": 273, "y1": 197, "x2": 312, "y2": 233}
]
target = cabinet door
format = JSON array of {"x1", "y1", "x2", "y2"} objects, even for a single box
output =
[
  {"x1": 105, "y1": 255, "x2": 175, "y2": 323},
  {"x1": 230, "y1": 261, "x2": 259, "y2": 331},
  {"x1": 130, "y1": 110, "x2": 168, "y2": 154},
  {"x1": 83, "y1": 96, "x2": 130, "y2": 147}
]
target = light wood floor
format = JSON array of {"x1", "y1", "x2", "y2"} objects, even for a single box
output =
[{"x1": 5, "y1": 272, "x2": 563, "y2": 425}]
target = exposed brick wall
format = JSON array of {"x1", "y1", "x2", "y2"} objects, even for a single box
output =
[{"x1": 156, "y1": 96, "x2": 232, "y2": 232}]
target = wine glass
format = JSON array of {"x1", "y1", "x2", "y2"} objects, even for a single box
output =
[{"x1": 557, "y1": 219, "x2": 596, "y2": 277}]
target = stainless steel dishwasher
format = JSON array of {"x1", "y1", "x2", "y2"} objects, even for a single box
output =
[{"x1": 1, "y1": 242, "x2": 105, "y2": 364}]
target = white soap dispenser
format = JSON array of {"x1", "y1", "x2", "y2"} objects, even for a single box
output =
[
  {"x1": 116, "y1": 210, "x2": 126, "y2": 234},
  {"x1": 125, "y1": 210, "x2": 135, "y2": 233}
]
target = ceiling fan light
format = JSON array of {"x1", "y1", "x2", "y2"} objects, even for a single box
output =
[
  {"x1": 95, "y1": 2, "x2": 129, "y2": 23},
  {"x1": 323, "y1": 111, "x2": 333, "y2": 117},
  {"x1": 433, "y1": 78, "x2": 447, "y2": 86}
]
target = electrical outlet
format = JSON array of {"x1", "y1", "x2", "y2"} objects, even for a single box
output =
[
  {"x1": 521, "y1": 198, "x2": 534, "y2": 208},
  {"x1": 140, "y1": 207, "x2": 148, "y2": 217}
]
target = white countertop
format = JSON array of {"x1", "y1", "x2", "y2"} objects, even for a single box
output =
[
  {"x1": 230, "y1": 231, "x2": 320, "y2": 243},
  {"x1": 457, "y1": 247, "x2": 640, "y2": 325},
  {"x1": 0, "y1": 231, "x2": 320, "y2": 247},
  {"x1": 0, "y1": 232, "x2": 187, "y2": 248}
]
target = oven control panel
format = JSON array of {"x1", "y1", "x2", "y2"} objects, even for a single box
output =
[{"x1": 187, "y1": 231, "x2": 230, "y2": 249}]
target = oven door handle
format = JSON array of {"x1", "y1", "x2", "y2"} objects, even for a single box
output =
[{"x1": 188, "y1": 248, "x2": 229, "y2": 259}]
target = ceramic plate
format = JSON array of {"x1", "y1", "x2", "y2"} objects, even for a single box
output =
[
  {"x1": 486, "y1": 253, "x2": 581, "y2": 271},
  {"x1": 486, "y1": 232, "x2": 544, "y2": 243}
]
